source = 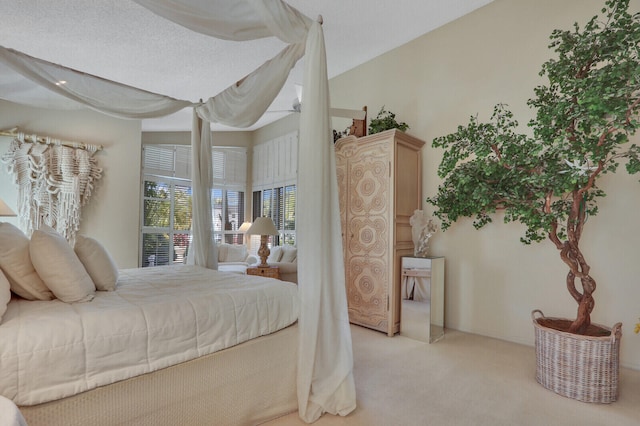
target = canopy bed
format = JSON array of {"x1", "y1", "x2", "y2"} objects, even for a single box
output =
[{"x1": 0, "y1": 0, "x2": 355, "y2": 424}]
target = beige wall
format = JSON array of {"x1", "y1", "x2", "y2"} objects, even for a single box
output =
[
  {"x1": 328, "y1": 0, "x2": 640, "y2": 369},
  {"x1": 0, "y1": 100, "x2": 142, "y2": 268}
]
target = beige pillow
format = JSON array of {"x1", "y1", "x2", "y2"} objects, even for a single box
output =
[
  {"x1": 0, "y1": 269, "x2": 11, "y2": 323},
  {"x1": 280, "y1": 246, "x2": 297, "y2": 263},
  {"x1": 225, "y1": 244, "x2": 247, "y2": 262},
  {"x1": 267, "y1": 246, "x2": 283, "y2": 263},
  {"x1": 0, "y1": 222, "x2": 53, "y2": 300},
  {"x1": 30, "y1": 225, "x2": 95, "y2": 303},
  {"x1": 74, "y1": 235, "x2": 118, "y2": 291}
]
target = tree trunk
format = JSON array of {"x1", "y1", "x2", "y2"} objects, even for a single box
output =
[{"x1": 562, "y1": 243, "x2": 596, "y2": 334}]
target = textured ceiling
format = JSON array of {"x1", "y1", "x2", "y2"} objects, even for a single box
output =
[{"x1": 0, "y1": 0, "x2": 493, "y2": 131}]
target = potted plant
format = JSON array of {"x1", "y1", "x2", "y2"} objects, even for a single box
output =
[
  {"x1": 368, "y1": 106, "x2": 410, "y2": 134},
  {"x1": 427, "y1": 0, "x2": 640, "y2": 403}
]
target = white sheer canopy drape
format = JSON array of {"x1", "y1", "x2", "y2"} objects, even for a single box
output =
[{"x1": 0, "y1": 0, "x2": 355, "y2": 422}]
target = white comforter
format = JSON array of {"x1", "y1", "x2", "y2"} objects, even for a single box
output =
[{"x1": 0, "y1": 265, "x2": 299, "y2": 406}]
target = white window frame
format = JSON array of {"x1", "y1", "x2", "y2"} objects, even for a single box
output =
[{"x1": 140, "y1": 144, "x2": 247, "y2": 267}]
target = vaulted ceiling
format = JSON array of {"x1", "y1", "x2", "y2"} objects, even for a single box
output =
[{"x1": 0, "y1": 1, "x2": 493, "y2": 131}]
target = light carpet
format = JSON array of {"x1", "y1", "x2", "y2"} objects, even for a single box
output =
[{"x1": 264, "y1": 325, "x2": 640, "y2": 426}]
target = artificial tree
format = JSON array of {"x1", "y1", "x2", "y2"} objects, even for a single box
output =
[{"x1": 428, "y1": 0, "x2": 640, "y2": 336}]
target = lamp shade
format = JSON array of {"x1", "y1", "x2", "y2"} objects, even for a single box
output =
[
  {"x1": 238, "y1": 221, "x2": 252, "y2": 233},
  {"x1": 246, "y1": 217, "x2": 278, "y2": 236},
  {"x1": 0, "y1": 198, "x2": 16, "y2": 217}
]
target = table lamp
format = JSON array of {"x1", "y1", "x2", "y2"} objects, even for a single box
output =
[
  {"x1": 238, "y1": 221, "x2": 252, "y2": 246},
  {"x1": 246, "y1": 217, "x2": 278, "y2": 267}
]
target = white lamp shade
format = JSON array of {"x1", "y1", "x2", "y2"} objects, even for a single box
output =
[
  {"x1": 246, "y1": 217, "x2": 278, "y2": 236},
  {"x1": 238, "y1": 221, "x2": 252, "y2": 233},
  {"x1": 0, "y1": 198, "x2": 16, "y2": 217}
]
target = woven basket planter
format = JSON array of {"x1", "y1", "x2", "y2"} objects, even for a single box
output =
[{"x1": 532, "y1": 310, "x2": 622, "y2": 403}]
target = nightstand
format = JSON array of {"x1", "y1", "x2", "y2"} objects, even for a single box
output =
[{"x1": 246, "y1": 266, "x2": 280, "y2": 280}]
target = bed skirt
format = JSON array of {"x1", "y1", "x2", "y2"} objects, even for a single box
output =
[{"x1": 19, "y1": 323, "x2": 298, "y2": 426}]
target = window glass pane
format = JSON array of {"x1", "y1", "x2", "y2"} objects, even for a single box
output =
[
  {"x1": 174, "y1": 184, "x2": 192, "y2": 231},
  {"x1": 142, "y1": 233, "x2": 170, "y2": 267},
  {"x1": 283, "y1": 233, "x2": 296, "y2": 246},
  {"x1": 262, "y1": 189, "x2": 273, "y2": 218},
  {"x1": 144, "y1": 180, "x2": 170, "y2": 199},
  {"x1": 173, "y1": 232, "x2": 190, "y2": 264},
  {"x1": 252, "y1": 191, "x2": 261, "y2": 220},
  {"x1": 225, "y1": 191, "x2": 244, "y2": 231},
  {"x1": 212, "y1": 188, "x2": 223, "y2": 232},
  {"x1": 144, "y1": 199, "x2": 171, "y2": 227},
  {"x1": 284, "y1": 185, "x2": 296, "y2": 230},
  {"x1": 273, "y1": 187, "x2": 284, "y2": 230}
]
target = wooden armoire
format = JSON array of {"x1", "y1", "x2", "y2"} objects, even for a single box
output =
[{"x1": 335, "y1": 129, "x2": 425, "y2": 336}]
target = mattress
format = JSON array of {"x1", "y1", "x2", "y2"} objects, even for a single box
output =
[{"x1": 0, "y1": 265, "x2": 299, "y2": 406}]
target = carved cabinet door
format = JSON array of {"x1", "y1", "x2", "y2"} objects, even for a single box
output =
[
  {"x1": 336, "y1": 129, "x2": 425, "y2": 336},
  {"x1": 336, "y1": 137, "x2": 392, "y2": 333}
]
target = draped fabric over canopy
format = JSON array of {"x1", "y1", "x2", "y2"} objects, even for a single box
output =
[{"x1": 0, "y1": 0, "x2": 355, "y2": 422}]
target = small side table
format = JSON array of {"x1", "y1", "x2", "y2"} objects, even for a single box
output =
[{"x1": 246, "y1": 266, "x2": 280, "y2": 280}]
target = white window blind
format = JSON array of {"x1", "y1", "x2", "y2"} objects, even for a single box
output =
[
  {"x1": 252, "y1": 130, "x2": 298, "y2": 187},
  {"x1": 213, "y1": 147, "x2": 247, "y2": 188}
]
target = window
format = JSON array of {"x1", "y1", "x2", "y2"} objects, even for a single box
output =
[
  {"x1": 141, "y1": 144, "x2": 247, "y2": 267},
  {"x1": 141, "y1": 178, "x2": 192, "y2": 267},
  {"x1": 213, "y1": 188, "x2": 245, "y2": 244},
  {"x1": 251, "y1": 131, "x2": 298, "y2": 248},
  {"x1": 252, "y1": 184, "x2": 296, "y2": 246}
]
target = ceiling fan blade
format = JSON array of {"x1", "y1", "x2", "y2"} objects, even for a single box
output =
[
  {"x1": 329, "y1": 108, "x2": 366, "y2": 120},
  {"x1": 265, "y1": 102, "x2": 366, "y2": 120},
  {"x1": 293, "y1": 84, "x2": 366, "y2": 120}
]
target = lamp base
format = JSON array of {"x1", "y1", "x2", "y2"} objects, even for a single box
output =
[{"x1": 257, "y1": 235, "x2": 270, "y2": 267}]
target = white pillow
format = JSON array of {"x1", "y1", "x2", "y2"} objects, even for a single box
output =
[
  {"x1": 0, "y1": 222, "x2": 53, "y2": 300},
  {"x1": 74, "y1": 235, "x2": 118, "y2": 291},
  {"x1": 30, "y1": 225, "x2": 95, "y2": 303},
  {"x1": 225, "y1": 244, "x2": 247, "y2": 262},
  {"x1": 267, "y1": 246, "x2": 283, "y2": 263},
  {"x1": 280, "y1": 246, "x2": 297, "y2": 263},
  {"x1": 0, "y1": 269, "x2": 11, "y2": 323},
  {"x1": 217, "y1": 243, "x2": 229, "y2": 262}
]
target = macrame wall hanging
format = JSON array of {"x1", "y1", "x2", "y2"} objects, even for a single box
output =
[{"x1": 1, "y1": 131, "x2": 103, "y2": 243}]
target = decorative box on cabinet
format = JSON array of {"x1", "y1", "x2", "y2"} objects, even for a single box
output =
[
  {"x1": 400, "y1": 256, "x2": 445, "y2": 343},
  {"x1": 335, "y1": 129, "x2": 425, "y2": 336}
]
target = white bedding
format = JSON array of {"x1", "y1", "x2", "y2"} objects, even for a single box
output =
[{"x1": 0, "y1": 265, "x2": 299, "y2": 406}]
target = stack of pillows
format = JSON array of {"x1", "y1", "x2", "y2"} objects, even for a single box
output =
[
  {"x1": 0, "y1": 222, "x2": 118, "y2": 323},
  {"x1": 267, "y1": 244, "x2": 297, "y2": 264}
]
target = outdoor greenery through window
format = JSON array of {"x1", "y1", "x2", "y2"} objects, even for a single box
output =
[{"x1": 141, "y1": 144, "x2": 247, "y2": 267}]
